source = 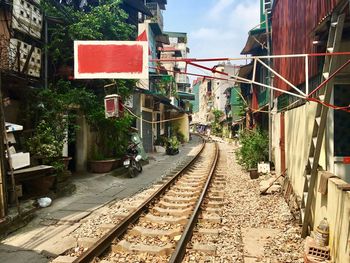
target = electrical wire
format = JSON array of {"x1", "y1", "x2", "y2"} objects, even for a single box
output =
[{"x1": 122, "y1": 103, "x2": 188, "y2": 124}]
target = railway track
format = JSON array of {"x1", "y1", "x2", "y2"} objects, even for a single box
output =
[{"x1": 70, "y1": 138, "x2": 226, "y2": 263}]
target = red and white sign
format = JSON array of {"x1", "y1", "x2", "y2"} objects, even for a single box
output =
[{"x1": 74, "y1": 41, "x2": 148, "y2": 79}]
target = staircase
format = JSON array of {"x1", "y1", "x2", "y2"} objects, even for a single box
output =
[{"x1": 300, "y1": 13, "x2": 345, "y2": 237}]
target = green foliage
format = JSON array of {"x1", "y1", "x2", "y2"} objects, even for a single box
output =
[
  {"x1": 154, "y1": 135, "x2": 168, "y2": 146},
  {"x1": 236, "y1": 129, "x2": 269, "y2": 169},
  {"x1": 211, "y1": 109, "x2": 224, "y2": 136},
  {"x1": 42, "y1": 0, "x2": 135, "y2": 66},
  {"x1": 170, "y1": 124, "x2": 185, "y2": 143},
  {"x1": 153, "y1": 76, "x2": 177, "y2": 97},
  {"x1": 27, "y1": 120, "x2": 64, "y2": 158},
  {"x1": 167, "y1": 136, "x2": 180, "y2": 150},
  {"x1": 32, "y1": 1, "x2": 138, "y2": 162}
]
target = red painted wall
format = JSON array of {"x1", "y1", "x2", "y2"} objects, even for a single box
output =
[{"x1": 272, "y1": 0, "x2": 340, "y2": 93}]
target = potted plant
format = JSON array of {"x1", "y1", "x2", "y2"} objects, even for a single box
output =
[
  {"x1": 166, "y1": 136, "x2": 180, "y2": 155},
  {"x1": 235, "y1": 128, "x2": 269, "y2": 179},
  {"x1": 86, "y1": 102, "x2": 134, "y2": 173},
  {"x1": 88, "y1": 147, "x2": 117, "y2": 173},
  {"x1": 154, "y1": 135, "x2": 167, "y2": 153}
]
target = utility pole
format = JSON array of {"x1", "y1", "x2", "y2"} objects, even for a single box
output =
[
  {"x1": 0, "y1": 70, "x2": 7, "y2": 218},
  {"x1": 265, "y1": 2, "x2": 273, "y2": 163}
]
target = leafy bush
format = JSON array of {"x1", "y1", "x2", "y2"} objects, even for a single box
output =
[
  {"x1": 27, "y1": 120, "x2": 64, "y2": 158},
  {"x1": 236, "y1": 129, "x2": 269, "y2": 169},
  {"x1": 167, "y1": 136, "x2": 180, "y2": 150}
]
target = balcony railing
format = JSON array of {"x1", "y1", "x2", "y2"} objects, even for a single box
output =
[{"x1": 146, "y1": 2, "x2": 163, "y2": 31}]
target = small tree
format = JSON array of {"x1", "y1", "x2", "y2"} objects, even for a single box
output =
[
  {"x1": 236, "y1": 128, "x2": 269, "y2": 169},
  {"x1": 211, "y1": 109, "x2": 224, "y2": 136}
]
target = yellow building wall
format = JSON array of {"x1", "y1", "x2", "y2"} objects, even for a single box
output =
[
  {"x1": 173, "y1": 113, "x2": 189, "y2": 142},
  {"x1": 284, "y1": 102, "x2": 326, "y2": 198},
  {"x1": 272, "y1": 112, "x2": 281, "y2": 176},
  {"x1": 282, "y1": 103, "x2": 349, "y2": 261},
  {"x1": 313, "y1": 175, "x2": 350, "y2": 263}
]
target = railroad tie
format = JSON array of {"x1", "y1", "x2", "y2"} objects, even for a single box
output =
[
  {"x1": 112, "y1": 240, "x2": 173, "y2": 256},
  {"x1": 152, "y1": 206, "x2": 193, "y2": 216},
  {"x1": 191, "y1": 243, "x2": 217, "y2": 255},
  {"x1": 130, "y1": 226, "x2": 182, "y2": 238},
  {"x1": 144, "y1": 214, "x2": 188, "y2": 225},
  {"x1": 163, "y1": 195, "x2": 197, "y2": 203},
  {"x1": 196, "y1": 228, "x2": 220, "y2": 237},
  {"x1": 200, "y1": 213, "x2": 221, "y2": 224},
  {"x1": 206, "y1": 200, "x2": 225, "y2": 208},
  {"x1": 158, "y1": 200, "x2": 194, "y2": 209}
]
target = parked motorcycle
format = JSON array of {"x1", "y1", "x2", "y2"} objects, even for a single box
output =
[{"x1": 123, "y1": 142, "x2": 142, "y2": 178}]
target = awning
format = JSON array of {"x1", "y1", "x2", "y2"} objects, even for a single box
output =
[
  {"x1": 156, "y1": 34, "x2": 170, "y2": 44},
  {"x1": 159, "y1": 47, "x2": 182, "y2": 57},
  {"x1": 123, "y1": 0, "x2": 152, "y2": 16},
  {"x1": 238, "y1": 63, "x2": 254, "y2": 79},
  {"x1": 178, "y1": 91, "x2": 195, "y2": 100},
  {"x1": 5, "y1": 122, "x2": 23, "y2": 133},
  {"x1": 241, "y1": 28, "x2": 267, "y2": 55}
]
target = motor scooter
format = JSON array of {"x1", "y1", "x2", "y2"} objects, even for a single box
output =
[{"x1": 123, "y1": 142, "x2": 142, "y2": 178}]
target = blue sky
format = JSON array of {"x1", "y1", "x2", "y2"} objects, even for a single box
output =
[{"x1": 163, "y1": 0, "x2": 260, "y2": 75}]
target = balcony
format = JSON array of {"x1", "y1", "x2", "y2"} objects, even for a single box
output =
[{"x1": 146, "y1": 2, "x2": 163, "y2": 31}]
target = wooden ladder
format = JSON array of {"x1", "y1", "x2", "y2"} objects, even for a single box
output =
[{"x1": 300, "y1": 13, "x2": 345, "y2": 238}]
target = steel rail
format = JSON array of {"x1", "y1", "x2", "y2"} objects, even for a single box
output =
[
  {"x1": 73, "y1": 135, "x2": 206, "y2": 263},
  {"x1": 169, "y1": 142, "x2": 219, "y2": 263}
]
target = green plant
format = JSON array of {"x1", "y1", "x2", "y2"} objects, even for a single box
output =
[
  {"x1": 154, "y1": 135, "x2": 167, "y2": 146},
  {"x1": 211, "y1": 109, "x2": 224, "y2": 136},
  {"x1": 236, "y1": 128, "x2": 269, "y2": 169},
  {"x1": 27, "y1": 120, "x2": 64, "y2": 159},
  {"x1": 167, "y1": 136, "x2": 180, "y2": 150}
]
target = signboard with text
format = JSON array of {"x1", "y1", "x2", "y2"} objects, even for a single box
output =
[{"x1": 74, "y1": 41, "x2": 148, "y2": 79}]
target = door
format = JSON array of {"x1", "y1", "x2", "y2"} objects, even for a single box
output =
[
  {"x1": 280, "y1": 113, "x2": 286, "y2": 173},
  {"x1": 142, "y1": 111, "x2": 153, "y2": 152}
]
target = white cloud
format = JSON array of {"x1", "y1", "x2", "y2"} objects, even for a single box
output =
[
  {"x1": 189, "y1": 0, "x2": 260, "y2": 60},
  {"x1": 209, "y1": 0, "x2": 235, "y2": 20},
  {"x1": 191, "y1": 27, "x2": 237, "y2": 41},
  {"x1": 228, "y1": 2, "x2": 260, "y2": 32},
  {"x1": 168, "y1": 0, "x2": 261, "y2": 82}
]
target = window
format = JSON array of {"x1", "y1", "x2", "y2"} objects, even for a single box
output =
[{"x1": 334, "y1": 84, "x2": 350, "y2": 156}]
